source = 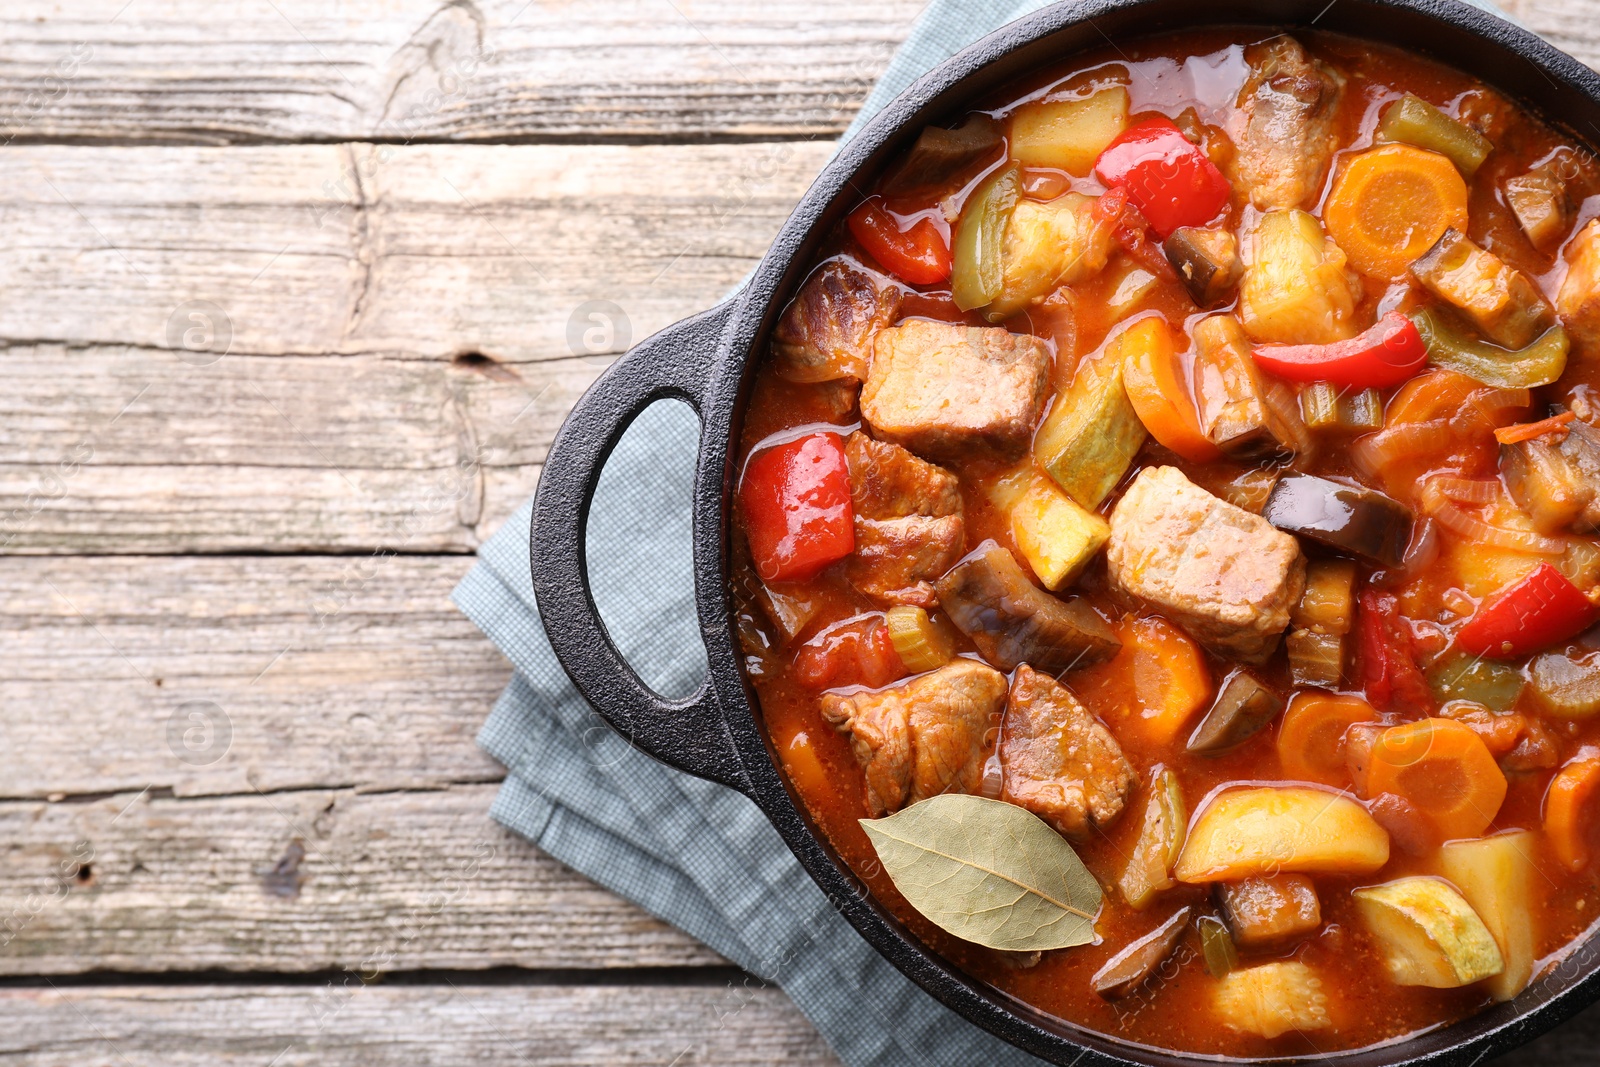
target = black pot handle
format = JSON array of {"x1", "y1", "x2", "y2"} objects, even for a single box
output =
[{"x1": 530, "y1": 299, "x2": 748, "y2": 793}]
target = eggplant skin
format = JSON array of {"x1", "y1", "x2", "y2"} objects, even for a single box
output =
[
  {"x1": 1262, "y1": 473, "x2": 1413, "y2": 568},
  {"x1": 1166, "y1": 227, "x2": 1243, "y2": 308}
]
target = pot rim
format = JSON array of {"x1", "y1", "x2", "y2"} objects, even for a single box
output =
[{"x1": 689, "y1": 2, "x2": 1600, "y2": 1063}]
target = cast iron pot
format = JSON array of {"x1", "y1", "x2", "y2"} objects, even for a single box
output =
[{"x1": 533, "y1": 1, "x2": 1600, "y2": 1062}]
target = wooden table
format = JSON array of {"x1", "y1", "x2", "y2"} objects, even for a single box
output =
[{"x1": 0, "y1": 2, "x2": 1595, "y2": 1063}]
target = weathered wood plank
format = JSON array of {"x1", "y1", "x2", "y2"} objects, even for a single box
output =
[
  {"x1": 0, "y1": 983, "x2": 837, "y2": 1066},
  {"x1": 0, "y1": 555, "x2": 515, "y2": 799},
  {"x1": 0, "y1": 0, "x2": 920, "y2": 144},
  {"x1": 0, "y1": 142, "x2": 826, "y2": 360},
  {"x1": 0, "y1": 784, "x2": 723, "y2": 974}
]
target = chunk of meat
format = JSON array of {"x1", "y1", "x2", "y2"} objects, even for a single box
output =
[
  {"x1": 935, "y1": 541, "x2": 1122, "y2": 676},
  {"x1": 771, "y1": 258, "x2": 902, "y2": 383},
  {"x1": 843, "y1": 432, "x2": 966, "y2": 607},
  {"x1": 1559, "y1": 219, "x2": 1600, "y2": 391},
  {"x1": 1001, "y1": 664, "x2": 1136, "y2": 838},
  {"x1": 820, "y1": 658, "x2": 1007, "y2": 816},
  {"x1": 1107, "y1": 466, "x2": 1305, "y2": 660},
  {"x1": 1234, "y1": 37, "x2": 1345, "y2": 210},
  {"x1": 988, "y1": 192, "x2": 1116, "y2": 320},
  {"x1": 861, "y1": 319, "x2": 1051, "y2": 462}
]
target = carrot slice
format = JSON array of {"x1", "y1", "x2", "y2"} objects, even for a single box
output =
[
  {"x1": 1120, "y1": 317, "x2": 1222, "y2": 463},
  {"x1": 1363, "y1": 718, "x2": 1508, "y2": 841},
  {"x1": 1544, "y1": 746, "x2": 1600, "y2": 872},
  {"x1": 1494, "y1": 411, "x2": 1576, "y2": 445},
  {"x1": 1078, "y1": 616, "x2": 1212, "y2": 745},
  {"x1": 1324, "y1": 144, "x2": 1470, "y2": 282},
  {"x1": 1276, "y1": 692, "x2": 1379, "y2": 787}
]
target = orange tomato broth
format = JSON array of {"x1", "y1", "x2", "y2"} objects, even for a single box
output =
[{"x1": 731, "y1": 28, "x2": 1600, "y2": 1058}]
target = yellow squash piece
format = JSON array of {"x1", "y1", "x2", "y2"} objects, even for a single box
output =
[
  {"x1": 1001, "y1": 474, "x2": 1111, "y2": 591},
  {"x1": 1438, "y1": 832, "x2": 1540, "y2": 1002},
  {"x1": 1215, "y1": 961, "x2": 1332, "y2": 1040},
  {"x1": 1354, "y1": 877, "x2": 1505, "y2": 988},
  {"x1": 1034, "y1": 343, "x2": 1147, "y2": 511},
  {"x1": 1117, "y1": 767, "x2": 1187, "y2": 910},
  {"x1": 1175, "y1": 786, "x2": 1390, "y2": 883},
  {"x1": 1009, "y1": 86, "x2": 1131, "y2": 176}
]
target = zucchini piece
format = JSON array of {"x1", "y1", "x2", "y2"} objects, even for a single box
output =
[
  {"x1": 1376, "y1": 93, "x2": 1493, "y2": 178},
  {"x1": 1354, "y1": 877, "x2": 1505, "y2": 988},
  {"x1": 1239, "y1": 210, "x2": 1361, "y2": 346},
  {"x1": 1262, "y1": 472, "x2": 1413, "y2": 568},
  {"x1": 1009, "y1": 86, "x2": 1130, "y2": 177},
  {"x1": 1198, "y1": 915, "x2": 1241, "y2": 977},
  {"x1": 1193, "y1": 314, "x2": 1301, "y2": 458},
  {"x1": 988, "y1": 191, "x2": 1114, "y2": 320},
  {"x1": 1438, "y1": 832, "x2": 1539, "y2": 1001},
  {"x1": 1035, "y1": 348, "x2": 1147, "y2": 510},
  {"x1": 1092, "y1": 906, "x2": 1191, "y2": 999},
  {"x1": 951, "y1": 164, "x2": 1022, "y2": 313},
  {"x1": 1411, "y1": 228, "x2": 1557, "y2": 349},
  {"x1": 999, "y1": 473, "x2": 1111, "y2": 591},
  {"x1": 1426, "y1": 651, "x2": 1525, "y2": 711},
  {"x1": 1117, "y1": 767, "x2": 1187, "y2": 910},
  {"x1": 1215, "y1": 962, "x2": 1332, "y2": 1039},
  {"x1": 884, "y1": 605, "x2": 956, "y2": 674},
  {"x1": 1291, "y1": 558, "x2": 1358, "y2": 635},
  {"x1": 1287, "y1": 628, "x2": 1345, "y2": 689},
  {"x1": 1175, "y1": 786, "x2": 1390, "y2": 883},
  {"x1": 1530, "y1": 648, "x2": 1600, "y2": 718},
  {"x1": 1219, "y1": 873, "x2": 1322, "y2": 949},
  {"x1": 1187, "y1": 670, "x2": 1285, "y2": 755},
  {"x1": 1165, "y1": 226, "x2": 1243, "y2": 308}
]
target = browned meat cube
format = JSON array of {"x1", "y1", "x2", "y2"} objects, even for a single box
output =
[
  {"x1": 771, "y1": 258, "x2": 901, "y2": 383},
  {"x1": 1412, "y1": 228, "x2": 1556, "y2": 349},
  {"x1": 935, "y1": 541, "x2": 1122, "y2": 676},
  {"x1": 820, "y1": 658, "x2": 1007, "y2": 816},
  {"x1": 861, "y1": 319, "x2": 1051, "y2": 462},
  {"x1": 1107, "y1": 466, "x2": 1305, "y2": 660},
  {"x1": 843, "y1": 432, "x2": 965, "y2": 607},
  {"x1": 1001, "y1": 664, "x2": 1136, "y2": 839},
  {"x1": 1234, "y1": 37, "x2": 1345, "y2": 211}
]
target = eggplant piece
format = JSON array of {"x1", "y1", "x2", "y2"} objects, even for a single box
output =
[
  {"x1": 1187, "y1": 670, "x2": 1286, "y2": 755},
  {"x1": 935, "y1": 540, "x2": 1122, "y2": 675},
  {"x1": 1506, "y1": 163, "x2": 1576, "y2": 252},
  {"x1": 1287, "y1": 628, "x2": 1345, "y2": 689},
  {"x1": 1034, "y1": 350, "x2": 1147, "y2": 511},
  {"x1": 1501, "y1": 437, "x2": 1595, "y2": 534},
  {"x1": 1410, "y1": 228, "x2": 1556, "y2": 349},
  {"x1": 880, "y1": 114, "x2": 1004, "y2": 197},
  {"x1": 1262, "y1": 472, "x2": 1413, "y2": 567},
  {"x1": 1564, "y1": 420, "x2": 1600, "y2": 529},
  {"x1": 1219, "y1": 874, "x2": 1323, "y2": 949},
  {"x1": 1165, "y1": 226, "x2": 1243, "y2": 308},
  {"x1": 1092, "y1": 907, "x2": 1192, "y2": 1000},
  {"x1": 1192, "y1": 315, "x2": 1301, "y2": 458}
]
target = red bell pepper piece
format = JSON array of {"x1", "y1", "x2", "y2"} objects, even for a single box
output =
[
  {"x1": 847, "y1": 198, "x2": 952, "y2": 286},
  {"x1": 1093, "y1": 186, "x2": 1175, "y2": 279},
  {"x1": 1359, "y1": 589, "x2": 1435, "y2": 713},
  {"x1": 739, "y1": 432, "x2": 855, "y2": 583},
  {"x1": 1457, "y1": 563, "x2": 1600, "y2": 659},
  {"x1": 1093, "y1": 118, "x2": 1232, "y2": 239},
  {"x1": 793, "y1": 615, "x2": 906, "y2": 690},
  {"x1": 1253, "y1": 312, "x2": 1429, "y2": 389}
]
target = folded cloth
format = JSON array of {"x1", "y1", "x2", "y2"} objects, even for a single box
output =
[{"x1": 456, "y1": 2, "x2": 1513, "y2": 1064}]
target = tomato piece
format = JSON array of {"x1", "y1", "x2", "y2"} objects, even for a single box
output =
[
  {"x1": 1457, "y1": 563, "x2": 1600, "y2": 660},
  {"x1": 847, "y1": 198, "x2": 952, "y2": 286},
  {"x1": 1093, "y1": 185, "x2": 1175, "y2": 278},
  {"x1": 1358, "y1": 590, "x2": 1434, "y2": 713},
  {"x1": 1253, "y1": 311, "x2": 1428, "y2": 389},
  {"x1": 792, "y1": 615, "x2": 907, "y2": 690},
  {"x1": 1093, "y1": 118, "x2": 1232, "y2": 238},
  {"x1": 738, "y1": 432, "x2": 855, "y2": 583}
]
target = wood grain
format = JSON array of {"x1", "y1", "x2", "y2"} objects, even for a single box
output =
[
  {"x1": 0, "y1": 0, "x2": 922, "y2": 145},
  {"x1": 0, "y1": 784, "x2": 724, "y2": 974}
]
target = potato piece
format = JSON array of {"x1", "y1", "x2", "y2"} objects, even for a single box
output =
[
  {"x1": 1220, "y1": 874, "x2": 1322, "y2": 949},
  {"x1": 1438, "y1": 832, "x2": 1540, "y2": 1001},
  {"x1": 990, "y1": 193, "x2": 1115, "y2": 319},
  {"x1": 1354, "y1": 877, "x2": 1505, "y2": 988},
  {"x1": 1215, "y1": 961, "x2": 1332, "y2": 1039},
  {"x1": 1035, "y1": 347, "x2": 1147, "y2": 511},
  {"x1": 1117, "y1": 768, "x2": 1187, "y2": 910},
  {"x1": 1239, "y1": 210, "x2": 1361, "y2": 346},
  {"x1": 1009, "y1": 86, "x2": 1130, "y2": 177},
  {"x1": 1175, "y1": 786, "x2": 1390, "y2": 883},
  {"x1": 1002, "y1": 473, "x2": 1111, "y2": 591},
  {"x1": 1411, "y1": 228, "x2": 1556, "y2": 349}
]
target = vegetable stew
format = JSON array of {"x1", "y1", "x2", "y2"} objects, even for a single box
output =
[{"x1": 732, "y1": 27, "x2": 1600, "y2": 1058}]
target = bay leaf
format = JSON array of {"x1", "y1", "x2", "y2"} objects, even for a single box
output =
[{"x1": 860, "y1": 793, "x2": 1103, "y2": 952}]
